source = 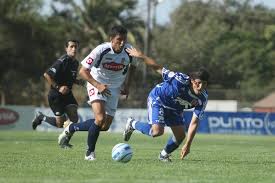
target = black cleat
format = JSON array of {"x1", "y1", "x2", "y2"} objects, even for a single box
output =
[
  {"x1": 32, "y1": 111, "x2": 43, "y2": 130},
  {"x1": 158, "y1": 153, "x2": 172, "y2": 162}
]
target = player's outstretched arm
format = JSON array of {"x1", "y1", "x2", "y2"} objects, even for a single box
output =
[
  {"x1": 180, "y1": 115, "x2": 199, "y2": 159},
  {"x1": 126, "y1": 47, "x2": 162, "y2": 75}
]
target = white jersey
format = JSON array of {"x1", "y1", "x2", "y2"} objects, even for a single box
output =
[{"x1": 81, "y1": 42, "x2": 137, "y2": 88}]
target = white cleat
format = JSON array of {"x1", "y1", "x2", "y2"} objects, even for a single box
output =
[
  {"x1": 58, "y1": 121, "x2": 73, "y2": 147},
  {"x1": 85, "y1": 151, "x2": 96, "y2": 161},
  {"x1": 123, "y1": 117, "x2": 135, "y2": 141}
]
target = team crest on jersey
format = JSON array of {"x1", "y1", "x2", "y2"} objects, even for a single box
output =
[
  {"x1": 86, "y1": 57, "x2": 94, "y2": 64},
  {"x1": 50, "y1": 68, "x2": 56, "y2": 73},
  {"x1": 103, "y1": 62, "x2": 125, "y2": 71},
  {"x1": 174, "y1": 97, "x2": 192, "y2": 109}
]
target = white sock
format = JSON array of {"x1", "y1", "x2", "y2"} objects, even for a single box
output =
[
  {"x1": 132, "y1": 120, "x2": 137, "y2": 129},
  {"x1": 160, "y1": 149, "x2": 168, "y2": 157}
]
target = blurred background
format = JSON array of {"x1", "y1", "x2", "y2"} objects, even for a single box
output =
[{"x1": 1, "y1": 0, "x2": 275, "y2": 111}]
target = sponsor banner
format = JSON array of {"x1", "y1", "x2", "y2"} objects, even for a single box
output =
[
  {"x1": 183, "y1": 111, "x2": 275, "y2": 135},
  {"x1": 3, "y1": 105, "x2": 274, "y2": 135},
  {"x1": 0, "y1": 106, "x2": 34, "y2": 130}
]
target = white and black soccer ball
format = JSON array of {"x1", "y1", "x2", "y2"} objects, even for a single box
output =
[{"x1": 112, "y1": 143, "x2": 133, "y2": 163}]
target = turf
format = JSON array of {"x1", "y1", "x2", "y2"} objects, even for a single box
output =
[{"x1": 0, "y1": 131, "x2": 274, "y2": 183}]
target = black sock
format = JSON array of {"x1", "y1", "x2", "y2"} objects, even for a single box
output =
[
  {"x1": 87, "y1": 121, "x2": 101, "y2": 152},
  {"x1": 43, "y1": 116, "x2": 57, "y2": 127}
]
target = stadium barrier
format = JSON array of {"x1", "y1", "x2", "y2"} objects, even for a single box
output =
[{"x1": 0, "y1": 106, "x2": 275, "y2": 135}]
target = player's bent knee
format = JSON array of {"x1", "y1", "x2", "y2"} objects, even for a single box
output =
[
  {"x1": 151, "y1": 130, "x2": 164, "y2": 137},
  {"x1": 70, "y1": 116, "x2": 78, "y2": 123},
  {"x1": 100, "y1": 126, "x2": 110, "y2": 131}
]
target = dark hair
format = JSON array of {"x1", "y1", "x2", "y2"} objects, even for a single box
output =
[
  {"x1": 189, "y1": 68, "x2": 210, "y2": 82},
  {"x1": 65, "y1": 39, "x2": 79, "y2": 48},
  {"x1": 109, "y1": 25, "x2": 128, "y2": 38}
]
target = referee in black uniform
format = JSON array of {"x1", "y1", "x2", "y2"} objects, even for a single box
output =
[{"x1": 32, "y1": 39, "x2": 84, "y2": 131}]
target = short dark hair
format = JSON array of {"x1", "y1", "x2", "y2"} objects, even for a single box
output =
[
  {"x1": 109, "y1": 25, "x2": 128, "y2": 38},
  {"x1": 65, "y1": 39, "x2": 79, "y2": 48},
  {"x1": 189, "y1": 68, "x2": 210, "y2": 82}
]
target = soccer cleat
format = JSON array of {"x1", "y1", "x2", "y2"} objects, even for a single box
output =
[
  {"x1": 60, "y1": 143, "x2": 73, "y2": 149},
  {"x1": 32, "y1": 111, "x2": 44, "y2": 130},
  {"x1": 58, "y1": 121, "x2": 73, "y2": 148},
  {"x1": 85, "y1": 151, "x2": 96, "y2": 161},
  {"x1": 158, "y1": 153, "x2": 172, "y2": 162},
  {"x1": 123, "y1": 117, "x2": 135, "y2": 141}
]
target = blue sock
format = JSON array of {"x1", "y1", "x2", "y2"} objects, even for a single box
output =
[
  {"x1": 69, "y1": 119, "x2": 95, "y2": 133},
  {"x1": 134, "y1": 121, "x2": 152, "y2": 136},
  {"x1": 87, "y1": 121, "x2": 101, "y2": 152},
  {"x1": 164, "y1": 136, "x2": 180, "y2": 154}
]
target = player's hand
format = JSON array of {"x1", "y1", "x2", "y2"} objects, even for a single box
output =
[
  {"x1": 96, "y1": 83, "x2": 111, "y2": 97},
  {"x1": 180, "y1": 144, "x2": 190, "y2": 160},
  {"x1": 125, "y1": 47, "x2": 143, "y2": 58},
  {"x1": 59, "y1": 86, "x2": 70, "y2": 95}
]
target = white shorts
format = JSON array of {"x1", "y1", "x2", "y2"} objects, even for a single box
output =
[{"x1": 86, "y1": 83, "x2": 120, "y2": 116}]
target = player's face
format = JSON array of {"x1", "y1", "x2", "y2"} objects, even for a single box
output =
[
  {"x1": 111, "y1": 34, "x2": 127, "y2": 53},
  {"x1": 191, "y1": 79, "x2": 207, "y2": 95},
  {"x1": 66, "y1": 41, "x2": 78, "y2": 58}
]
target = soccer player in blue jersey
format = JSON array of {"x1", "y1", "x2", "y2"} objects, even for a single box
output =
[{"x1": 123, "y1": 47, "x2": 209, "y2": 162}]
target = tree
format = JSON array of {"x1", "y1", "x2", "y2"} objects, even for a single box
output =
[{"x1": 153, "y1": 0, "x2": 275, "y2": 102}]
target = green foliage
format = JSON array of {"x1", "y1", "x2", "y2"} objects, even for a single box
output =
[
  {"x1": 0, "y1": 132, "x2": 274, "y2": 183},
  {"x1": 154, "y1": 0, "x2": 275, "y2": 102}
]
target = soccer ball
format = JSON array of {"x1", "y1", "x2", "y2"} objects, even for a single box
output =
[{"x1": 112, "y1": 143, "x2": 133, "y2": 163}]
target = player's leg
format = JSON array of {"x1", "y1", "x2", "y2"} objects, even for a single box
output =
[
  {"x1": 64, "y1": 93, "x2": 79, "y2": 123},
  {"x1": 123, "y1": 97, "x2": 165, "y2": 141},
  {"x1": 46, "y1": 90, "x2": 67, "y2": 128},
  {"x1": 57, "y1": 103, "x2": 79, "y2": 148},
  {"x1": 85, "y1": 100, "x2": 106, "y2": 160},
  {"x1": 159, "y1": 112, "x2": 185, "y2": 162},
  {"x1": 99, "y1": 87, "x2": 119, "y2": 131},
  {"x1": 84, "y1": 83, "x2": 109, "y2": 160}
]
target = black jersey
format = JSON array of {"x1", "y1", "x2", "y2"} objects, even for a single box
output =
[{"x1": 46, "y1": 54, "x2": 79, "y2": 90}]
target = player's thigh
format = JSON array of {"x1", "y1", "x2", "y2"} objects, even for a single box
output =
[
  {"x1": 147, "y1": 97, "x2": 165, "y2": 135},
  {"x1": 104, "y1": 87, "x2": 120, "y2": 117},
  {"x1": 48, "y1": 90, "x2": 65, "y2": 116},
  {"x1": 170, "y1": 125, "x2": 185, "y2": 142},
  {"x1": 91, "y1": 100, "x2": 106, "y2": 125}
]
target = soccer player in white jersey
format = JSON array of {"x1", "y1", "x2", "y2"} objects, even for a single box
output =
[
  {"x1": 123, "y1": 47, "x2": 209, "y2": 162},
  {"x1": 58, "y1": 25, "x2": 138, "y2": 160}
]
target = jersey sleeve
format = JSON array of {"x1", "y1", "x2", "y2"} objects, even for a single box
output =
[
  {"x1": 46, "y1": 60, "x2": 62, "y2": 79},
  {"x1": 81, "y1": 45, "x2": 102, "y2": 69},
  {"x1": 193, "y1": 98, "x2": 208, "y2": 120},
  {"x1": 161, "y1": 67, "x2": 175, "y2": 81}
]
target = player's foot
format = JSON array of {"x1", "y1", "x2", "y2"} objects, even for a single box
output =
[
  {"x1": 60, "y1": 143, "x2": 73, "y2": 149},
  {"x1": 85, "y1": 151, "x2": 96, "y2": 161},
  {"x1": 58, "y1": 121, "x2": 73, "y2": 147},
  {"x1": 158, "y1": 153, "x2": 172, "y2": 162},
  {"x1": 32, "y1": 111, "x2": 44, "y2": 130},
  {"x1": 123, "y1": 117, "x2": 135, "y2": 141}
]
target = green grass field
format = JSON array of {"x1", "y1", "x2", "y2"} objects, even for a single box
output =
[{"x1": 0, "y1": 131, "x2": 274, "y2": 183}]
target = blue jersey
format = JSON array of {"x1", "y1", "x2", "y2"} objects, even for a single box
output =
[{"x1": 149, "y1": 68, "x2": 208, "y2": 120}]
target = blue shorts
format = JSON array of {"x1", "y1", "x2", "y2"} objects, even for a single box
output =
[{"x1": 147, "y1": 97, "x2": 184, "y2": 127}]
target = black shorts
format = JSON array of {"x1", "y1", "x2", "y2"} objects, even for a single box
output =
[{"x1": 48, "y1": 89, "x2": 78, "y2": 116}]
